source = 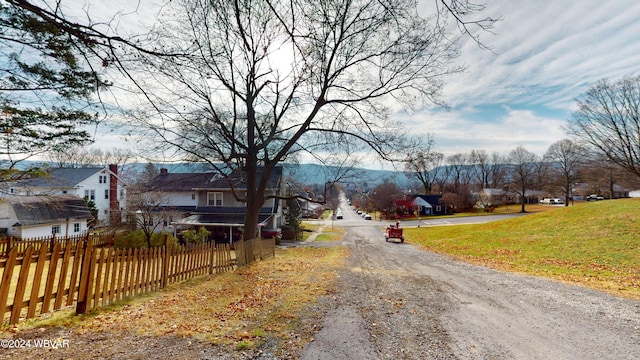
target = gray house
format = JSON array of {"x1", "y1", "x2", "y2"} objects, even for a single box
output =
[{"x1": 142, "y1": 166, "x2": 284, "y2": 243}]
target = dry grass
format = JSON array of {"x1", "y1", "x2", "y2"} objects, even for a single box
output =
[
  {"x1": 5, "y1": 246, "x2": 348, "y2": 351},
  {"x1": 314, "y1": 226, "x2": 345, "y2": 242},
  {"x1": 405, "y1": 199, "x2": 640, "y2": 300}
]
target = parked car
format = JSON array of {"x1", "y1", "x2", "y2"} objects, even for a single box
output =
[
  {"x1": 541, "y1": 198, "x2": 563, "y2": 205},
  {"x1": 336, "y1": 210, "x2": 343, "y2": 219},
  {"x1": 586, "y1": 194, "x2": 605, "y2": 201},
  {"x1": 364, "y1": 214, "x2": 372, "y2": 220}
]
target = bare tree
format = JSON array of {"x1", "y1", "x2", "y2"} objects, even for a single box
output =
[
  {"x1": 126, "y1": 188, "x2": 175, "y2": 248},
  {"x1": 544, "y1": 139, "x2": 588, "y2": 206},
  {"x1": 114, "y1": 0, "x2": 493, "y2": 263},
  {"x1": 567, "y1": 75, "x2": 640, "y2": 179},
  {"x1": 46, "y1": 145, "x2": 134, "y2": 168},
  {"x1": 506, "y1": 146, "x2": 538, "y2": 213},
  {"x1": 446, "y1": 152, "x2": 471, "y2": 190},
  {"x1": 579, "y1": 154, "x2": 632, "y2": 200},
  {"x1": 468, "y1": 149, "x2": 489, "y2": 190},
  {"x1": 488, "y1": 152, "x2": 508, "y2": 189},
  {"x1": 467, "y1": 149, "x2": 508, "y2": 191},
  {"x1": 404, "y1": 135, "x2": 444, "y2": 194},
  {"x1": 370, "y1": 180, "x2": 404, "y2": 218}
]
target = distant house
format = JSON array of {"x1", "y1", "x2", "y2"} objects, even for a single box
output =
[
  {"x1": 475, "y1": 188, "x2": 545, "y2": 208},
  {"x1": 412, "y1": 195, "x2": 447, "y2": 216},
  {"x1": 2, "y1": 165, "x2": 127, "y2": 226},
  {"x1": 0, "y1": 195, "x2": 92, "y2": 239},
  {"x1": 475, "y1": 188, "x2": 510, "y2": 208},
  {"x1": 143, "y1": 166, "x2": 284, "y2": 243}
]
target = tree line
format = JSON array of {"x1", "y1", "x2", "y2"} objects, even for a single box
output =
[{"x1": 399, "y1": 138, "x2": 640, "y2": 213}]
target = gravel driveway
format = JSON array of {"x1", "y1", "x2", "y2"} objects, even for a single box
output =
[{"x1": 301, "y1": 224, "x2": 640, "y2": 360}]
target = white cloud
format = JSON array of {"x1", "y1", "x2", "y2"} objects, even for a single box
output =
[{"x1": 397, "y1": 0, "x2": 640, "y2": 166}]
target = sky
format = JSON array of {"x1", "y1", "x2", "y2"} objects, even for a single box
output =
[
  {"x1": 74, "y1": 0, "x2": 640, "y2": 169},
  {"x1": 401, "y1": 0, "x2": 640, "y2": 161}
]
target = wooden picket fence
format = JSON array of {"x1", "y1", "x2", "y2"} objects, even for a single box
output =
[
  {"x1": 235, "y1": 236, "x2": 276, "y2": 265},
  {"x1": 0, "y1": 232, "x2": 116, "y2": 258},
  {"x1": 0, "y1": 236, "x2": 278, "y2": 326}
]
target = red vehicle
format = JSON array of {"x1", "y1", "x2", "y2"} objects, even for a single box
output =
[{"x1": 385, "y1": 221, "x2": 404, "y2": 243}]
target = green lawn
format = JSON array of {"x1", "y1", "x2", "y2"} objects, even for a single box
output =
[{"x1": 404, "y1": 199, "x2": 640, "y2": 299}]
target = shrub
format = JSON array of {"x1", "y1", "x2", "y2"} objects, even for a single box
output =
[
  {"x1": 180, "y1": 226, "x2": 211, "y2": 244},
  {"x1": 115, "y1": 229, "x2": 179, "y2": 249}
]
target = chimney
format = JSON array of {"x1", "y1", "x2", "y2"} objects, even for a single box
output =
[{"x1": 109, "y1": 164, "x2": 120, "y2": 226}]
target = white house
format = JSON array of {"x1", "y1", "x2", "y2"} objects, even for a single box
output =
[
  {"x1": 2, "y1": 165, "x2": 127, "y2": 226},
  {"x1": 0, "y1": 195, "x2": 92, "y2": 238}
]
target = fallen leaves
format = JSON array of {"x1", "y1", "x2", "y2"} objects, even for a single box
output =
[{"x1": 43, "y1": 246, "x2": 347, "y2": 349}]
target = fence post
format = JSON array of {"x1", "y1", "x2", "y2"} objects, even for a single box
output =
[
  {"x1": 5, "y1": 237, "x2": 13, "y2": 257},
  {"x1": 76, "y1": 237, "x2": 94, "y2": 314},
  {"x1": 208, "y1": 241, "x2": 215, "y2": 274},
  {"x1": 49, "y1": 233, "x2": 56, "y2": 253},
  {"x1": 161, "y1": 234, "x2": 169, "y2": 288}
]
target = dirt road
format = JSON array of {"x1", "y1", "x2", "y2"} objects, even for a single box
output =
[{"x1": 301, "y1": 224, "x2": 640, "y2": 360}]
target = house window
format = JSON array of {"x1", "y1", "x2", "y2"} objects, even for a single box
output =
[
  {"x1": 91, "y1": 190, "x2": 95, "y2": 200},
  {"x1": 191, "y1": 193, "x2": 196, "y2": 200},
  {"x1": 105, "y1": 189, "x2": 109, "y2": 199},
  {"x1": 99, "y1": 175, "x2": 107, "y2": 184},
  {"x1": 52, "y1": 225, "x2": 61, "y2": 234},
  {"x1": 74, "y1": 223, "x2": 80, "y2": 233},
  {"x1": 207, "y1": 192, "x2": 223, "y2": 206},
  {"x1": 436, "y1": 205, "x2": 441, "y2": 212}
]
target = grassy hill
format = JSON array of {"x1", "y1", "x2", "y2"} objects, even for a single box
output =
[{"x1": 404, "y1": 199, "x2": 640, "y2": 299}]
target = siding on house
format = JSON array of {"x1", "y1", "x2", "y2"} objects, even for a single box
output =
[
  {"x1": 142, "y1": 167, "x2": 284, "y2": 237},
  {"x1": 0, "y1": 195, "x2": 91, "y2": 238},
  {"x1": 2, "y1": 166, "x2": 127, "y2": 226}
]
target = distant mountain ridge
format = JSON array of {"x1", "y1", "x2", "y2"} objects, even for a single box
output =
[
  {"x1": 144, "y1": 162, "x2": 411, "y2": 186},
  {"x1": 8, "y1": 160, "x2": 412, "y2": 186}
]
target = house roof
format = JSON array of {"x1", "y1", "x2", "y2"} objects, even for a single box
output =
[
  {"x1": 4, "y1": 195, "x2": 92, "y2": 226},
  {"x1": 412, "y1": 197, "x2": 433, "y2": 208},
  {"x1": 174, "y1": 213, "x2": 272, "y2": 227},
  {"x1": 413, "y1": 195, "x2": 442, "y2": 205},
  {"x1": 478, "y1": 188, "x2": 506, "y2": 195},
  {"x1": 148, "y1": 166, "x2": 283, "y2": 192},
  {"x1": 14, "y1": 167, "x2": 123, "y2": 189},
  {"x1": 147, "y1": 172, "x2": 216, "y2": 192}
]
